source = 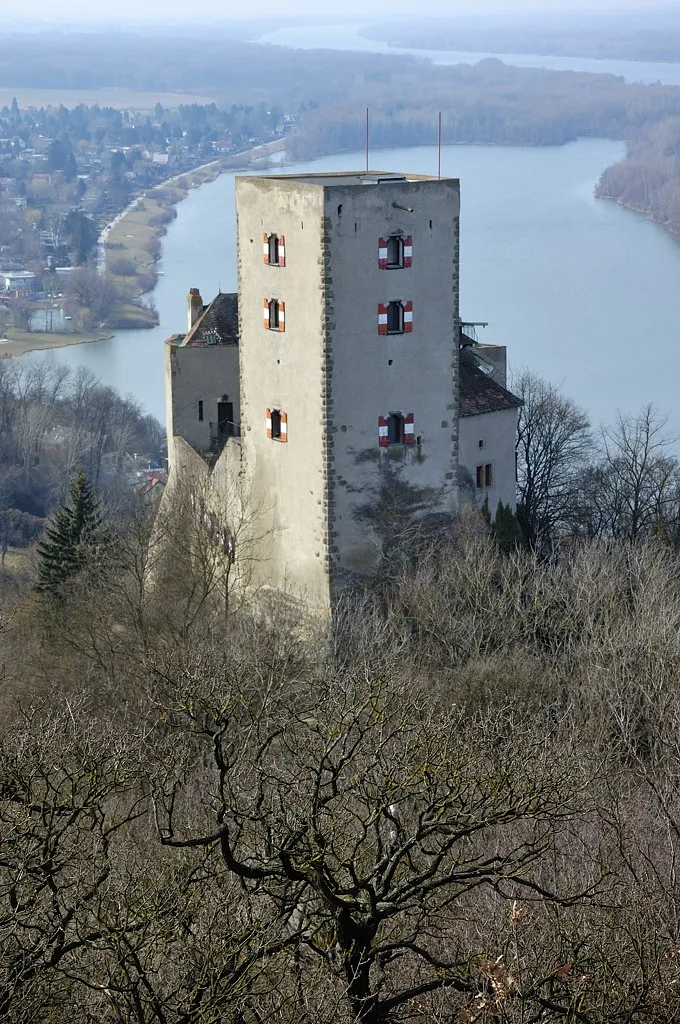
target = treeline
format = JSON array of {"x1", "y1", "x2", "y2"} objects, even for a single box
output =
[
  {"x1": 6, "y1": 454, "x2": 680, "y2": 1019},
  {"x1": 0, "y1": 99, "x2": 287, "y2": 159},
  {"x1": 596, "y1": 116, "x2": 680, "y2": 235},
  {"x1": 362, "y1": 11, "x2": 680, "y2": 62},
  {"x1": 287, "y1": 59, "x2": 680, "y2": 156}
]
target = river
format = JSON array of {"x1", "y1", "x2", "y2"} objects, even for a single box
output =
[
  {"x1": 40, "y1": 137, "x2": 680, "y2": 436},
  {"x1": 257, "y1": 23, "x2": 680, "y2": 86}
]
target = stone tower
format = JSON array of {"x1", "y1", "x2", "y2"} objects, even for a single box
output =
[{"x1": 235, "y1": 171, "x2": 461, "y2": 614}]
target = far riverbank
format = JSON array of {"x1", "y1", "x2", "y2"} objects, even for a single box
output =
[
  {"x1": 101, "y1": 140, "x2": 286, "y2": 308},
  {"x1": 0, "y1": 328, "x2": 112, "y2": 358}
]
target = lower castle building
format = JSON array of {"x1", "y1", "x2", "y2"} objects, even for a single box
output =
[{"x1": 164, "y1": 170, "x2": 521, "y2": 615}]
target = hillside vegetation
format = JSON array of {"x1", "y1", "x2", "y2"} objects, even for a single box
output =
[
  {"x1": 3, "y1": 369, "x2": 680, "y2": 1020},
  {"x1": 4, "y1": 498, "x2": 680, "y2": 1022}
]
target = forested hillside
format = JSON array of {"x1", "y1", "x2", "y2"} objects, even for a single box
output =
[
  {"x1": 4, "y1": 474, "x2": 680, "y2": 1021},
  {"x1": 1, "y1": 368, "x2": 680, "y2": 1020},
  {"x1": 363, "y1": 11, "x2": 680, "y2": 62}
]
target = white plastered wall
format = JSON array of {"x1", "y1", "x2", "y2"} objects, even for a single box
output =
[{"x1": 458, "y1": 407, "x2": 519, "y2": 513}]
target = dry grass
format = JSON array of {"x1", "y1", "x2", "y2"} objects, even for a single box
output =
[
  {"x1": 0, "y1": 328, "x2": 111, "y2": 356},
  {"x1": 106, "y1": 197, "x2": 167, "y2": 270}
]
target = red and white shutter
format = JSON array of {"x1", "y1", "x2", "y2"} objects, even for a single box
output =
[
  {"x1": 378, "y1": 416, "x2": 389, "y2": 447},
  {"x1": 404, "y1": 235, "x2": 412, "y2": 267},
  {"x1": 263, "y1": 233, "x2": 269, "y2": 265},
  {"x1": 278, "y1": 300, "x2": 285, "y2": 333},
  {"x1": 279, "y1": 234, "x2": 286, "y2": 267},
  {"x1": 378, "y1": 237, "x2": 388, "y2": 270},
  {"x1": 378, "y1": 303, "x2": 388, "y2": 335},
  {"x1": 266, "y1": 408, "x2": 272, "y2": 439},
  {"x1": 280, "y1": 411, "x2": 288, "y2": 443},
  {"x1": 404, "y1": 413, "x2": 415, "y2": 444},
  {"x1": 263, "y1": 298, "x2": 270, "y2": 329},
  {"x1": 403, "y1": 300, "x2": 413, "y2": 333}
]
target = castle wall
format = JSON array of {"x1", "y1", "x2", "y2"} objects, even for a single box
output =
[
  {"x1": 459, "y1": 407, "x2": 519, "y2": 512},
  {"x1": 165, "y1": 342, "x2": 240, "y2": 465},
  {"x1": 322, "y1": 179, "x2": 461, "y2": 574},
  {"x1": 235, "y1": 177, "x2": 331, "y2": 613}
]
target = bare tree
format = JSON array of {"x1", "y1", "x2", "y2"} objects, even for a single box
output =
[
  {"x1": 579, "y1": 405, "x2": 680, "y2": 541},
  {"x1": 513, "y1": 370, "x2": 591, "y2": 550},
  {"x1": 151, "y1": 658, "x2": 605, "y2": 1024},
  {"x1": 66, "y1": 268, "x2": 119, "y2": 329}
]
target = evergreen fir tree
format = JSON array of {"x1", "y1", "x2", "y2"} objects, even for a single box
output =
[
  {"x1": 491, "y1": 501, "x2": 525, "y2": 554},
  {"x1": 36, "y1": 470, "x2": 103, "y2": 597}
]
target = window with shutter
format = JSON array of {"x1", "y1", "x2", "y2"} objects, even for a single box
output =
[
  {"x1": 279, "y1": 234, "x2": 286, "y2": 267},
  {"x1": 378, "y1": 238, "x2": 388, "y2": 270},
  {"x1": 378, "y1": 416, "x2": 389, "y2": 447},
  {"x1": 403, "y1": 300, "x2": 413, "y2": 333},
  {"x1": 378, "y1": 303, "x2": 388, "y2": 336},
  {"x1": 403, "y1": 235, "x2": 412, "y2": 267},
  {"x1": 263, "y1": 232, "x2": 270, "y2": 265},
  {"x1": 278, "y1": 300, "x2": 285, "y2": 333},
  {"x1": 268, "y1": 234, "x2": 279, "y2": 265},
  {"x1": 387, "y1": 235, "x2": 404, "y2": 268},
  {"x1": 387, "y1": 413, "x2": 405, "y2": 445},
  {"x1": 387, "y1": 301, "x2": 404, "y2": 334},
  {"x1": 404, "y1": 413, "x2": 415, "y2": 444},
  {"x1": 268, "y1": 298, "x2": 280, "y2": 330},
  {"x1": 263, "y1": 298, "x2": 270, "y2": 329},
  {"x1": 266, "y1": 408, "x2": 288, "y2": 442}
]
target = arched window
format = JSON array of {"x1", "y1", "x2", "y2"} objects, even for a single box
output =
[
  {"x1": 387, "y1": 301, "x2": 404, "y2": 334},
  {"x1": 387, "y1": 412, "x2": 405, "y2": 445},
  {"x1": 264, "y1": 298, "x2": 285, "y2": 331},
  {"x1": 387, "y1": 235, "x2": 404, "y2": 268},
  {"x1": 268, "y1": 234, "x2": 279, "y2": 266}
]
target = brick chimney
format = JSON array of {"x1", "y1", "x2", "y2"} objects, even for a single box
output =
[{"x1": 187, "y1": 287, "x2": 203, "y2": 333}]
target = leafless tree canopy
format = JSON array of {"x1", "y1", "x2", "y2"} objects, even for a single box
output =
[{"x1": 2, "y1": 517, "x2": 680, "y2": 1021}]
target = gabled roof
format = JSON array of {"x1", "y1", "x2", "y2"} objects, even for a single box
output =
[
  {"x1": 180, "y1": 292, "x2": 238, "y2": 347},
  {"x1": 459, "y1": 347, "x2": 522, "y2": 417}
]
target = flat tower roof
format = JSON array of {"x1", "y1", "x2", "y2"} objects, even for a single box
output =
[{"x1": 239, "y1": 170, "x2": 459, "y2": 188}]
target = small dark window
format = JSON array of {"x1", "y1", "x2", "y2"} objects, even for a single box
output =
[
  {"x1": 337, "y1": 204, "x2": 343, "y2": 216},
  {"x1": 268, "y1": 234, "x2": 279, "y2": 265},
  {"x1": 271, "y1": 408, "x2": 282, "y2": 440},
  {"x1": 387, "y1": 301, "x2": 404, "y2": 334},
  {"x1": 268, "y1": 299, "x2": 279, "y2": 330},
  {"x1": 198, "y1": 400, "x2": 204, "y2": 422},
  {"x1": 476, "y1": 463, "x2": 494, "y2": 488},
  {"x1": 387, "y1": 235, "x2": 404, "y2": 268},
  {"x1": 478, "y1": 438, "x2": 484, "y2": 449},
  {"x1": 387, "y1": 413, "x2": 405, "y2": 445}
]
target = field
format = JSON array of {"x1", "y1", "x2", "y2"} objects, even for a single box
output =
[
  {"x1": 0, "y1": 328, "x2": 111, "y2": 356},
  {"x1": 0, "y1": 88, "x2": 218, "y2": 110}
]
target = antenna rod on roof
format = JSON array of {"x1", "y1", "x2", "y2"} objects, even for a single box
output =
[
  {"x1": 366, "y1": 107, "x2": 369, "y2": 175},
  {"x1": 438, "y1": 111, "x2": 442, "y2": 180}
]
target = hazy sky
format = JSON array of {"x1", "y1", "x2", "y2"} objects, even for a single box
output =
[{"x1": 9, "y1": 0, "x2": 677, "y2": 24}]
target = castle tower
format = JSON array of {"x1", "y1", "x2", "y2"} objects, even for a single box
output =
[{"x1": 235, "y1": 171, "x2": 461, "y2": 613}]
